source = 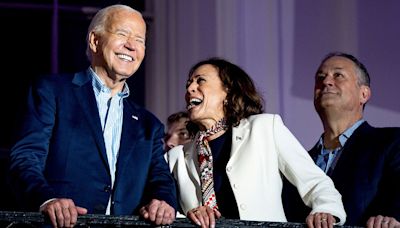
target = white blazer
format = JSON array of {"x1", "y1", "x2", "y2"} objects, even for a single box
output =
[{"x1": 168, "y1": 114, "x2": 346, "y2": 224}]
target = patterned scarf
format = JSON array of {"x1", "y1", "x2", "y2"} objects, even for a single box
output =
[{"x1": 196, "y1": 118, "x2": 228, "y2": 210}]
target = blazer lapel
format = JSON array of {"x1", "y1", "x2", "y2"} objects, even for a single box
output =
[
  {"x1": 73, "y1": 71, "x2": 109, "y2": 170},
  {"x1": 184, "y1": 119, "x2": 251, "y2": 192},
  {"x1": 230, "y1": 119, "x2": 250, "y2": 162},
  {"x1": 114, "y1": 99, "x2": 140, "y2": 182},
  {"x1": 329, "y1": 122, "x2": 371, "y2": 179},
  {"x1": 184, "y1": 139, "x2": 201, "y2": 187},
  {"x1": 308, "y1": 144, "x2": 321, "y2": 162}
]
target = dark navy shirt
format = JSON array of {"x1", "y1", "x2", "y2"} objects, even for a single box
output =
[{"x1": 209, "y1": 129, "x2": 239, "y2": 219}]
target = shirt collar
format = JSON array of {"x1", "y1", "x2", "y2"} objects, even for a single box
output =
[
  {"x1": 88, "y1": 67, "x2": 130, "y2": 98},
  {"x1": 317, "y1": 119, "x2": 365, "y2": 149}
]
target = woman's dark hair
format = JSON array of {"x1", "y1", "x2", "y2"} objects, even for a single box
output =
[{"x1": 186, "y1": 57, "x2": 264, "y2": 134}]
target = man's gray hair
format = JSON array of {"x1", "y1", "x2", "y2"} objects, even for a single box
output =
[{"x1": 85, "y1": 4, "x2": 143, "y2": 61}]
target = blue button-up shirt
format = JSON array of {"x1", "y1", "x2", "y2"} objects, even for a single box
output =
[
  {"x1": 316, "y1": 119, "x2": 365, "y2": 173},
  {"x1": 89, "y1": 67, "x2": 129, "y2": 214}
]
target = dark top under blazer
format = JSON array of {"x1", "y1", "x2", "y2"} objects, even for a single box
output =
[
  {"x1": 283, "y1": 122, "x2": 400, "y2": 226},
  {"x1": 9, "y1": 71, "x2": 177, "y2": 215}
]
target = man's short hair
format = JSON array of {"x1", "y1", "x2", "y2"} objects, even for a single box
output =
[
  {"x1": 321, "y1": 52, "x2": 371, "y2": 87},
  {"x1": 167, "y1": 111, "x2": 189, "y2": 126}
]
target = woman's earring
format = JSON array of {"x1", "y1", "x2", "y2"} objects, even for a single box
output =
[{"x1": 223, "y1": 100, "x2": 228, "y2": 105}]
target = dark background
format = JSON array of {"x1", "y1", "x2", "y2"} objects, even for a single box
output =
[{"x1": 0, "y1": 0, "x2": 145, "y2": 210}]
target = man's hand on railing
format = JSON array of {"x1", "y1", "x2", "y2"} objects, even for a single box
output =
[
  {"x1": 367, "y1": 215, "x2": 400, "y2": 228},
  {"x1": 39, "y1": 198, "x2": 87, "y2": 227},
  {"x1": 139, "y1": 199, "x2": 175, "y2": 225}
]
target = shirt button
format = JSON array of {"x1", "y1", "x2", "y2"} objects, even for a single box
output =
[
  {"x1": 240, "y1": 204, "x2": 247, "y2": 210},
  {"x1": 226, "y1": 166, "x2": 232, "y2": 172},
  {"x1": 233, "y1": 184, "x2": 238, "y2": 189},
  {"x1": 104, "y1": 185, "x2": 111, "y2": 193}
]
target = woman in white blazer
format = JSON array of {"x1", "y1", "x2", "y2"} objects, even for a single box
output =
[{"x1": 167, "y1": 58, "x2": 346, "y2": 228}]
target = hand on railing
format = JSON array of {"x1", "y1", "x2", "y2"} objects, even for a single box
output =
[
  {"x1": 306, "y1": 212, "x2": 336, "y2": 228},
  {"x1": 187, "y1": 206, "x2": 221, "y2": 228},
  {"x1": 139, "y1": 199, "x2": 175, "y2": 226},
  {"x1": 39, "y1": 198, "x2": 87, "y2": 227}
]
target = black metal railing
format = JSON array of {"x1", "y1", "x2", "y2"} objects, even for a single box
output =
[{"x1": 0, "y1": 211, "x2": 311, "y2": 227}]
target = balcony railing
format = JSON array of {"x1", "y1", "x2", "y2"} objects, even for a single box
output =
[
  {"x1": 0, "y1": 210, "x2": 304, "y2": 227},
  {"x1": 0, "y1": 211, "x2": 361, "y2": 228}
]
